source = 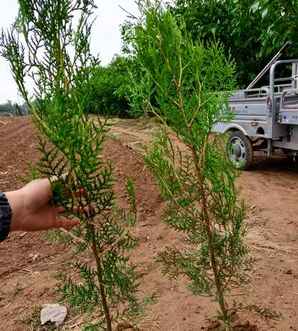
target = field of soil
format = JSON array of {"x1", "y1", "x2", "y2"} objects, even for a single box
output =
[{"x1": 0, "y1": 116, "x2": 298, "y2": 330}]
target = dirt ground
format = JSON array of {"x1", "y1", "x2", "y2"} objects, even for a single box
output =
[{"x1": 0, "y1": 116, "x2": 298, "y2": 330}]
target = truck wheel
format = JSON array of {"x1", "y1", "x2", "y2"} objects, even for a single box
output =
[{"x1": 227, "y1": 131, "x2": 253, "y2": 170}]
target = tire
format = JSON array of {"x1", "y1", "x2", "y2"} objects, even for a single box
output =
[{"x1": 227, "y1": 131, "x2": 253, "y2": 170}]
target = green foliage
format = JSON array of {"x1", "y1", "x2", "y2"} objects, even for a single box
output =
[
  {"x1": 83, "y1": 322, "x2": 105, "y2": 331},
  {"x1": 132, "y1": 6, "x2": 247, "y2": 327},
  {"x1": 83, "y1": 56, "x2": 136, "y2": 118},
  {"x1": 250, "y1": 0, "x2": 298, "y2": 54},
  {"x1": 171, "y1": 0, "x2": 298, "y2": 87},
  {"x1": 0, "y1": 1, "x2": 139, "y2": 330}
]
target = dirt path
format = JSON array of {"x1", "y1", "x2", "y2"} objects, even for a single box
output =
[{"x1": 0, "y1": 116, "x2": 297, "y2": 330}]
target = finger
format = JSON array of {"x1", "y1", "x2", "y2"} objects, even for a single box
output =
[
  {"x1": 56, "y1": 218, "x2": 80, "y2": 230},
  {"x1": 74, "y1": 188, "x2": 86, "y2": 198},
  {"x1": 52, "y1": 188, "x2": 87, "y2": 207},
  {"x1": 56, "y1": 206, "x2": 65, "y2": 213},
  {"x1": 73, "y1": 205, "x2": 95, "y2": 217}
]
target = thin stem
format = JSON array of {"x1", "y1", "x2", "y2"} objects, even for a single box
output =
[
  {"x1": 191, "y1": 145, "x2": 230, "y2": 328},
  {"x1": 89, "y1": 224, "x2": 112, "y2": 331},
  {"x1": 173, "y1": 47, "x2": 230, "y2": 324}
]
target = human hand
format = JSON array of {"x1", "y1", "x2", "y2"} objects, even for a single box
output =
[{"x1": 6, "y1": 178, "x2": 80, "y2": 232}]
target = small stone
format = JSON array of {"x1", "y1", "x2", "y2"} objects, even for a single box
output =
[
  {"x1": 40, "y1": 304, "x2": 67, "y2": 327},
  {"x1": 29, "y1": 253, "x2": 40, "y2": 262}
]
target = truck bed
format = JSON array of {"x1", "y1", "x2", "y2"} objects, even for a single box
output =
[{"x1": 279, "y1": 92, "x2": 298, "y2": 125}]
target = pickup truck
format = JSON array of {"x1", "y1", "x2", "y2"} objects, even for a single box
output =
[{"x1": 213, "y1": 43, "x2": 298, "y2": 169}]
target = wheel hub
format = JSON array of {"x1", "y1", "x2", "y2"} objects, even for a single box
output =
[
  {"x1": 229, "y1": 137, "x2": 246, "y2": 167},
  {"x1": 233, "y1": 144, "x2": 242, "y2": 158}
]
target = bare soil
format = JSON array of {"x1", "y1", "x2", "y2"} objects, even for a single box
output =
[{"x1": 0, "y1": 117, "x2": 298, "y2": 330}]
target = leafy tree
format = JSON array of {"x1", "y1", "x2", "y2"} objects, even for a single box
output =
[
  {"x1": 131, "y1": 6, "x2": 248, "y2": 328},
  {"x1": 171, "y1": 0, "x2": 298, "y2": 88},
  {"x1": 251, "y1": 0, "x2": 298, "y2": 55},
  {"x1": 83, "y1": 56, "x2": 136, "y2": 118},
  {"x1": 1, "y1": 0, "x2": 139, "y2": 329}
]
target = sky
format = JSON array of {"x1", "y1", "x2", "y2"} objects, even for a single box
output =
[{"x1": 0, "y1": 0, "x2": 138, "y2": 104}]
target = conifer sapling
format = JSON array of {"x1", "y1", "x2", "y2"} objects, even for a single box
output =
[
  {"x1": 131, "y1": 6, "x2": 248, "y2": 329},
  {"x1": 1, "y1": 1, "x2": 139, "y2": 329}
]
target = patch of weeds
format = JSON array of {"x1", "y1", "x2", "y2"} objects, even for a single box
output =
[
  {"x1": 44, "y1": 226, "x2": 85, "y2": 248},
  {"x1": 43, "y1": 230, "x2": 71, "y2": 244},
  {"x1": 83, "y1": 322, "x2": 105, "y2": 331},
  {"x1": 117, "y1": 292, "x2": 159, "y2": 329},
  {"x1": 142, "y1": 292, "x2": 159, "y2": 307},
  {"x1": 22, "y1": 305, "x2": 40, "y2": 330},
  {"x1": 246, "y1": 304, "x2": 282, "y2": 320},
  {"x1": 236, "y1": 302, "x2": 282, "y2": 320}
]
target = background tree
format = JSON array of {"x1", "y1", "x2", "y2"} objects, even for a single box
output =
[
  {"x1": 171, "y1": 0, "x2": 298, "y2": 88},
  {"x1": 131, "y1": 6, "x2": 248, "y2": 328},
  {"x1": 83, "y1": 56, "x2": 137, "y2": 118},
  {"x1": 0, "y1": 100, "x2": 27, "y2": 115},
  {"x1": 1, "y1": 0, "x2": 139, "y2": 329},
  {"x1": 251, "y1": 0, "x2": 298, "y2": 55}
]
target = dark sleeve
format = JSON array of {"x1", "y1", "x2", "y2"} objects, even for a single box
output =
[{"x1": 0, "y1": 192, "x2": 12, "y2": 241}]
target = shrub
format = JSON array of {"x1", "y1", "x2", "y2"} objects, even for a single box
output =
[
  {"x1": 83, "y1": 56, "x2": 136, "y2": 118},
  {"x1": 132, "y1": 5, "x2": 248, "y2": 328}
]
